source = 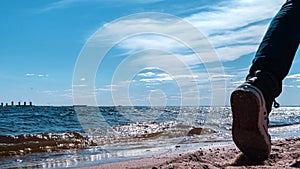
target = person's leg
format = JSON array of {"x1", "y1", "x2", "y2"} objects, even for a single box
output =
[
  {"x1": 231, "y1": 0, "x2": 300, "y2": 161},
  {"x1": 249, "y1": 0, "x2": 300, "y2": 112}
]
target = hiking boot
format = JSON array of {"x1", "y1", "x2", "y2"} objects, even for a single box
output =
[{"x1": 231, "y1": 82, "x2": 271, "y2": 161}]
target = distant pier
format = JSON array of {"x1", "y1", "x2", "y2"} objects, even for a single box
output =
[
  {"x1": 73, "y1": 105, "x2": 87, "y2": 108},
  {"x1": 0, "y1": 101, "x2": 33, "y2": 107}
]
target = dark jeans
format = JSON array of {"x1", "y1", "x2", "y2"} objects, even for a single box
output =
[{"x1": 249, "y1": 0, "x2": 300, "y2": 98}]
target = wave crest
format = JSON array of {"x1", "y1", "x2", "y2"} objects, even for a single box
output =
[{"x1": 0, "y1": 132, "x2": 95, "y2": 157}]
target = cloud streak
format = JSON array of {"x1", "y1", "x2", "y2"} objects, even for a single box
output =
[
  {"x1": 25, "y1": 73, "x2": 49, "y2": 78},
  {"x1": 139, "y1": 73, "x2": 173, "y2": 83},
  {"x1": 40, "y1": 0, "x2": 166, "y2": 12},
  {"x1": 39, "y1": 0, "x2": 82, "y2": 12},
  {"x1": 74, "y1": 0, "x2": 285, "y2": 106},
  {"x1": 116, "y1": 0, "x2": 283, "y2": 62},
  {"x1": 185, "y1": 0, "x2": 283, "y2": 60}
]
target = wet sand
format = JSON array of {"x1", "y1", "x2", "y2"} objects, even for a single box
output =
[{"x1": 83, "y1": 138, "x2": 300, "y2": 169}]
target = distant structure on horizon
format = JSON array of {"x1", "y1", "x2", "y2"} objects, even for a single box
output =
[
  {"x1": 73, "y1": 105, "x2": 87, "y2": 108},
  {"x1": 0, "y1": 101, "x2": 33, "y2": 107}
]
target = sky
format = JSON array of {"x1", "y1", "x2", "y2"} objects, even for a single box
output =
[{"x1": 1, "y1": 0, "x2": 300, "y2": 106}]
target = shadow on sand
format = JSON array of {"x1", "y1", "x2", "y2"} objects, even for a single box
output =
[{"x1": 231, "y1": 154, "x2": 264, "y2": 166}]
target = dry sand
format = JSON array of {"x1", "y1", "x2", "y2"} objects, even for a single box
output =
[{"x1": 83, "y1": 138, "x2": 300, "y2": 169}]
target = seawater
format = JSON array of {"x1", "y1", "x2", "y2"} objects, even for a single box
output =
[{"x1": 0, "y1": 106, "x2": 299, "y2": 168}]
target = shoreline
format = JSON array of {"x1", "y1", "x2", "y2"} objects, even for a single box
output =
[{"x1": 82, "y1": 138, "x2": 300, "y2": 169}]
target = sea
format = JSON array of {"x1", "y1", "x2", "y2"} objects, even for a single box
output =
[{"x1": 0, "y1": 106, "x2": 299, "y2": 168}]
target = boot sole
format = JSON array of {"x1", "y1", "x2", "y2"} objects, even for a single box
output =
[{"x1": 231, "y1": 84, "x2": 271, "y2": 161}]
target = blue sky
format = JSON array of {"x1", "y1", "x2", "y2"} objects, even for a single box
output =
[{"x1": 1, "y1": 0, "x2": 300, "y2": 106}]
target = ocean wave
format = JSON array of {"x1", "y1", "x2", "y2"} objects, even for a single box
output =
[
  {"x1": 0, "y1": 121, "x2": 218, "y2": 158},
  {"x1": 85, "y1": 121, "x2": 217, "y2": 146},
  {"x1": 0, "y1": 132, "x2": 96, "y2": 157}
]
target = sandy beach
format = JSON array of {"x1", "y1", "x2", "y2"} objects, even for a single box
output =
[{"x1": 83, "y1": 138, "x2": 300, "y2": 169}]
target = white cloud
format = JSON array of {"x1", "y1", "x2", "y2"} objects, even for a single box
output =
[
  {"x1": 25, "y1": 73, "x2": 49, "y2": 78},
  {"x1": 42, "y1": 90, "x2": 58, "y2": 95},
  {"x1": 40, "y1": 0, "x2": 82, "y2": 12},
  {"x1": 283, "y1": 84, "x2": 295, "y2": 88},
  {"x1": 75, "y1": 0, "x2": 285, "y2": 106},
  {"x1": 286, "y1": 73, "x2": 300, "y2": 79},
  {"x1": 96, "y1": 87, "x2": 113, "y2": 92},
  {"x1": 137, "y1": 71, "x2": 156, "y2": 77},
  {"x1": 140, "y1": 73, "x2": 173, "y2": 83},
  {"x1": 118, "y1": 35, "x2": 186, "y2": 53},
  {"x1": 114, "y1": 0, "x2": 283, "y2": 63},
  {"x1": 215, "y1": 45, "x2": 257, "y2": 61},
  {"x1": 64, "y1": 89, "x2": 72, "y2": 92},
  {"x1": 95, "y1": 14, "x2": 221, "y2": 67},
  {"x1": 173, "y1": 74, "x2": 198, "y2": 79},
  {"x1": 40, "y1": 0, "x2": 165, "y2": 12},
  {"x1": 284, "y1": 74, "x2": 300, "y2": 89},
  {"x1": 231, "y1": 80, "x2": 244, "y2": 86},
  {"x1": 186, "y1": 0, "x2": 282, "y2": 35},
  {"x1": 185, "y1": 0, "x2": 283, "y2": 61},
  {"x1": 38, "y1": 74, "x2": 47, "y2": 77},
  {"x1": 96, "y1": 85, "x2": 117, "y2": 92},
  {"x1": 210, "y1": 74, "x2": 234, "y2": 82},
  {"x1": 72, "y1": 84, "x2": 88, "y2": 87}
]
